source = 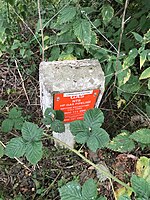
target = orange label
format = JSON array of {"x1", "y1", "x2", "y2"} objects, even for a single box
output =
[{"x1": 53, "y1": 89, "x2": 100, "y2": 123}]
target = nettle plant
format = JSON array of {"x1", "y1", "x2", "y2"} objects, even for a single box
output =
[{"x1": 1, "y1": 107, "x2": 150, "y2": 199}]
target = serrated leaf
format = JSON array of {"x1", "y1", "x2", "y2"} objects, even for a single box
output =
[
  {"x1": 101, "y1": 4, "x2": 114, "y2": 25},
  {"x1": 139, "y1": 67, "x2": 150, "y2": 80},
  {"x1": 22, "y1": 122, "x2": 43, "y2": 142},
  {"x1": 87, "y1": 128, "x2": 110, "y2": 152},
  {"x1": 5, "y1": 137, "x2": 26, "y2": 158},
  {"x1": 82, "y1": 178, "x2": 97, "y2": 199},
  {"x1": 1, "y1": 119, "x2": 14, "y2": 132},
  {"x1": 140, "y1": 50, "x2": 148, "y2": 69},
  {"x1": 14, "y1": 118, "x2": 24, "y2": 130},
  {"x1": 131, "y1": 175, "x2": 150, "y2": 199},
  {"x1": 132, "y1": 32, "x2": 143, "y2": 43},
  {"x1": 55, "y1": 110, "x2": 64, "y2": 121},
  {"x1": 58, "y1": 6, "x2": 76, "y2": 23},
  {"x1": 42, "y1": 117, "x2": 53, "y2": 125},
  {"x1": 25, "y1": 141, "x2": 43, "y2": 165},
  {"x1": 130, "y1": 128, "x2": 150, "y2": 144},
  {"x1": 108, "y1": 132, "x2": 135, "y2": 152},
  {"x1": 51, "y1": 120, "x2": 65, "y2": 133},
  {"x1": 115, "y1": 187, "x2": 132, "y2": 200},
  {"x1": 59, "y1": 181, "x2": 82, "y2": 200},
  {"x1": 70, "y1": 120, "x2": 89, "y2": 136},
  {"x1": 84, "y1": 108, "x2": 104, "y2": 128},
  {"x1": 73, "y1": 19, "x2": 91, "y2": 46},
  {"x1": 9, "y1": 107, "x2": 22, "y2": 119},
  {"x1": 0, "y1": 143, "x2": 4, "y2": 158},
  {"x1": 75, "y1": 131, "x2": 89, "y2": 144}
]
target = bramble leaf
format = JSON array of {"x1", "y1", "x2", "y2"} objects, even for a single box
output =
[
  {"x1": 51, "y1": 120, "x2": 65, "y2": 133},
  {"x1": 130, "y1": 128, "x2": 150, "y2": 144},
  {"x1": 84, "y1": 108, "x2": 104, "y2": 127},
  {"x1": 58, "y1": 6, "x2": 76, "y2": 23},
  {"x1": 1, "y1": 119, "x2": 14, "y2": 132},
  {"x1": 22, "y1": 122, "x2": 43, "y2": 141},
  {"x1": 73, "y1": 19, "x2": 91, "y2": 46},
  {"x1": 25, "y1": 141, "x2": 43, "y2": 165},
  {"x1": 82, "y1": 179, "x2": 97, "y2": 199},
  {"x1": 5, "y1": 137, "x2": 26, "y2": 158},
  {"x1": 108, "y1": 132, "x2": 135, "y2": 152},
  {"x1": 70, "y1": 120, "x2": 89, "y2": 136}
]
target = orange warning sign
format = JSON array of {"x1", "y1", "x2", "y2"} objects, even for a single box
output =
[{"x1": 53, "y1": 89, "x2": 100, "y2": 123}]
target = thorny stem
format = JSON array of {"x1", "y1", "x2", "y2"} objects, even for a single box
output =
[{"x1": 43, "y1": 133, "x2": 134, "y2": 192}]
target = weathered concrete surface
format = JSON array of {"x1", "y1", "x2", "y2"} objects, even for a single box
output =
[{"x1": 39, "y1": 59, "x2": 105, "y2": 148}]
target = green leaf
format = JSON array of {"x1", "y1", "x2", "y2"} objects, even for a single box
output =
[
  {"x1": 108, "y1": 132, "x2": 135, "y2": 152},
  {"x1": 101, "y1": 4, "x2": 114, "y2": 25},
  {"x1": 58, "y1": 6, "x2": 76, "y2": 23},
  {"x1": 22, "y1": 122, "x2": 43, "y2": 142},
  {"x1": 55, "y1": 110, "x2": 64, "y2": 121},
  {"x1": 1, "y1": 119, "x2": 14, "y2": 132},
  {"x1": 75, "y1": 131, "x2": 89, "y2": 144},
  {"x1": 130, "y1": 128, "x2": 150, "y2": 144},
  {"x1": 9, "y1": 107, "x2": 22, "y2": 119},
  {"x1": 139, "y1": 67, "x2": 150, "y2": 80},
  {"x1": 148, "y1": 79, "x2": 150, "y2": 90},
  {"x1": 87, "y1": 128, "x2": 110, "y2": 152},
  {"x1": 82, "y1": 179, "x2": 97, "y2": 199},
  {"x1": 42, "y1": 117, "x2": 53, "y2": 125},
  {"x1": 5, "y1": 137, "x2": 26, "y2": 158},
  {"x1": 132, "y1": 32, "x2": 143, "y2": 43},
  {"x1": 6, "y1": 0, "x2": 15, "y2": 6},
  {"x1": 118, "y1": 195, "x2": 131, "y2": 200},
  {"x1": 14, "y1": 118, "x2": 24, "y2": 130},
  {"x1": 73, "y1": 19, "x2": 91, "y2": 46},
  {"x1": 25, "y1": 141, "x2": 43, "y2": 165},
  {"x1": 84, "y1": 108, "x2": 104, "y2": 128},
  {"x1": 131, "y1": 175, "x2": 150, "y2": 199},
  {"x1": 44, "y1": 108, "x2": 56, "y2": 118},
  {"x1": 51, "y1": 120, "x2": 65, "y2": 133},
  {"x1": 70, "y1": 120, "x2": 89, "y2": 136},
  {"x1": 140, "y1": 50, "x2": 148, "y2": 69},
  {"x1": 114, "y1": 0, "x2": 123, "y2": 4},
  {"x1": 128, "y1": 48, "x2": 138, "y2": 59},
  {"x1": 0, "y1": 143, "x2": 4, "y2": 158},
  {"x1": 104, "y1": 61, "x2": 114, "y2": 85},
  {"x1": 59, "y1": 181, "x2": 82, "y2": 200}
]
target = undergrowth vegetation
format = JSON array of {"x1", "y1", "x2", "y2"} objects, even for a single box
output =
[{"x1": 0, "y1": 0, "x2": 150, "y2": 199}]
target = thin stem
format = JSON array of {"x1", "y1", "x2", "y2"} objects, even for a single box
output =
[
  {"x1": 43, "y1": 133, "x2": 134, "y2": 192},
  {"x1": 37, "y1": 0, "x2": 44, "y2": 61}
]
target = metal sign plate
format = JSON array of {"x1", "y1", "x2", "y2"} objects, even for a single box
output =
[{"x1": 53, "y1": 89, "x2": 100, "y2": 123}]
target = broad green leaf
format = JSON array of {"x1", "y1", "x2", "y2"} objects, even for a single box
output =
[
  {"x1": 101, "y1": 4, "x2": 114, "y2": 25},
  {"x1": 42, "y1": 117, "x2": 53, "y2": 125},
  {"x1": 22, "y1": 122, "x2": 43, "y2": 142},
  {"x1": 1, "y1": 119, "x2": 14, "y2": 132},
  {"x1": 84, "y1": 108, "x2": 104, "y2": 127},
  {"x1": 87, "y1": 128, "x2": 110, "y2": 152},
  {"x1": 58, "y1": 6, "x2": 76, "y2": 23},
  {"x1": 131, "y1": 175, "x2": 150, "y2": 199},
  {"x1": 139, "y1": 67, "x2": 150, "y2": 80},
  {"x1": 14, "y1": 118, "x2": 24, "y2": 130},
  {"x1": 55, "y1": 110, "x2": 64, "y2": 121},
  {"x1": 140, "y1": 50, "x2": 148, "y2": 69},
  {"x1": 25, "y1": 141, "x2": 43, "y2": 165},
  {"x1": 130, "y1": 128, "x2": 150, "y2": 144},
  {"x1": 0, "y1": 143, "x2": 4, "y2": 158},
  {"x1": 73, "y1": 19, "x2": 91, "y2": 45},
  {"x1": 132, "y1": 32, "x2": 143, "y2": 43},
  {"x1": 136, "y1": 156, "x2": 150, "y2": 183},
  {"x1": 82, "y1": 179, "x2": 97, "y2": 199},
  {"x1": 44, "y1": 108, "x2": 56, "y2": 119},
  {"x1": 118, "y1": 195, "x2": 131, "y2": 200},
  {"x1": 70, "y1": 120, "x2": 89, "y2": 136},
  {"x1": 108, "y1": 132, "x2": 135, "y2": 152},
  {"x1": 59, "y1": 181, "x2": 82, "y2": 200},
  {"x1": 5, "y1": 137, "x2": 26, "y2": 158},
  {"x1": 51, "y1": 120, "x2": 65, "y2": 133},
  {"x1": 128, "y1": 48, "x2": 138, "y2": 59},
  {"x1": 115, "y1": 0, "x2": 123, "y2": 4},
  {"x1": 50, "y1": 46, "x2": 60, "y2": 61},
  {"x1": 9, "y1": 107, "x2": 22, "y2": 119},
  {"x1": 75, "y1": 132, "x2": 89, "y2": 144},
  {"x1": 115, "y1": 186, "x2": 132, "y2": 200}
]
